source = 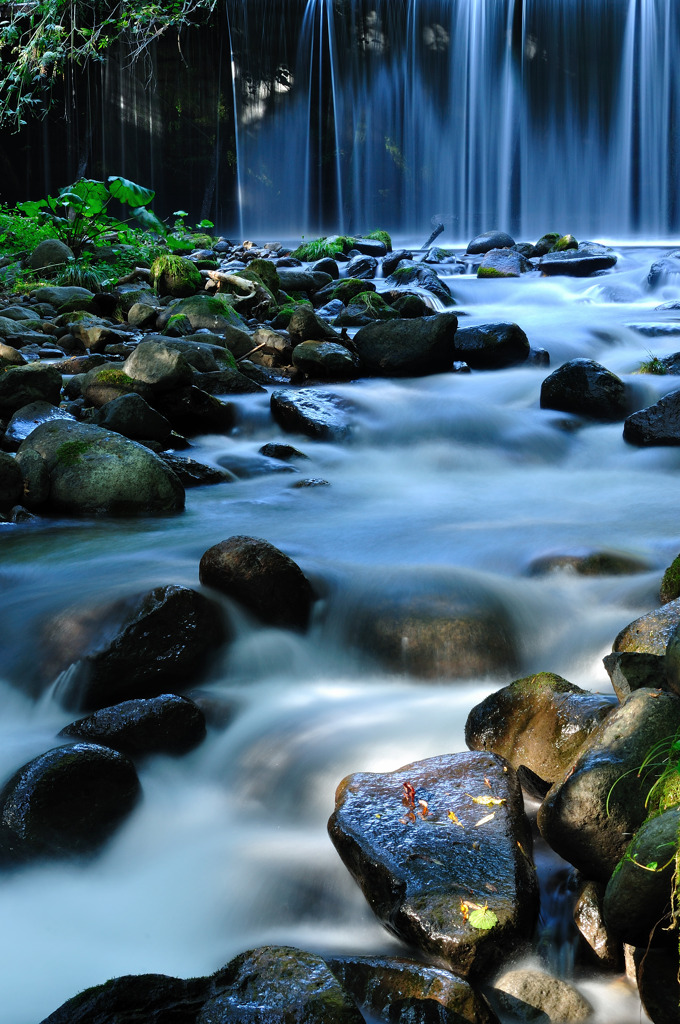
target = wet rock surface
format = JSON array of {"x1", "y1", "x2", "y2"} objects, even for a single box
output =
[
  {"x1": 538, "y1": 688, "x2": 680, "y2": 878},
  {"x1": 353, "y1": 312, "x2": 458, "y2": 376},
  {"x1": 0, "y1": 743, "x2": 140, "y2": 863},
  {"x1": 465, "y1": 672, "x2": 614, "y2": 786},
  {"x1": 540, "y1": 358, "x2": 627, "y2": 420},
  {"x1": 328, "y1": 751, "x2": 538, "y2": 978},
  {"x1": 270, "y1": 387, "x2": 353, "y2": 440},
  {"x1": 624, "y1": 388, "x2": 680, "y2": 445},
  {"x1": 613, "y1": 597, "x2": 680, "y2": 654},
  {"x1": 60, "y1": 694, "x2": 207, "y2": 757},
  {"x1": 491, "y1": 969, "x2": 593, "y2": 1022}
]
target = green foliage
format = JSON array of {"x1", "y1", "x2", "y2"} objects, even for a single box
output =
[
  {"x1": 364, "y1": 229, "x2": 392, "y2": 249},
  {"x1": 55, "y1": 258, "x2": 107, "y2": 292},
  {"x1": 14, "y1": 175, "x2": 162, "y2": 256},
  {"x1": 150, "y1": 254, "x2": 202, "y2": 292},
  {"x1": 0, "y1": 205, "x2": 55, "y2": 256},
  {"x1": 291, "y1": 236, "x2": 351, "y2": 261},
  {"x1": 94, "y1": 368, "x2": 135, "y2": 388},
  {"x1": 55, "y1": 439, "x2": 95, "y2": 465},
  {"x1": 468, "y1": 907, "x2": 498, "y2": 930},
  {"x1": 0, "y1": 0, "x2": 218, "y2": 128},
  {"x1": 637, "y1": 354, "x2": 667, "y2": 376}
]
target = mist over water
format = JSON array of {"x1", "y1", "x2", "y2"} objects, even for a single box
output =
[{"x1": 0, "y1": 246, "x2": 671, "y2": 1021}]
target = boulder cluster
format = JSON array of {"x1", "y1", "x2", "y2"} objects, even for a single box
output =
[{"x1": 3, "y1": 226, "x2": 680, "y2": 1023}]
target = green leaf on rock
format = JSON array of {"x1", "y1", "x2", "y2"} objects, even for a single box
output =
[{"x1": 468, "y1": 907, "x2": 498, "y2": 930}]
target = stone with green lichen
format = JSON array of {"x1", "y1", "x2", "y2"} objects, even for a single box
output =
[
  {"x1": 465, "y1": 671, "x2": 614, "y2": 786},
  {"x1": 246, "y1": 257, "x2": 280, "y2": 294},
  {"x1": 363, "y1": 229, "x2": 392, "y2": 249},
  {"x1": 614, "y1": 597, "x2": 680, "y2": 655},
  {"x1": 16, "y1": 419, "x2": 184, "y2": 515},
  {"x1": 660, "y1": 555, "x2": 680, "y2": 603},
  {"x1": 150, "y1": 254, "x2": 202, "y2": 298},
  {"x1": 551, "y1": 234, "x2": 578, "y2": 252},
  {"x1": 291, "y1": 235, "x2": 354, "y2": 261},
  {"x1": 334, "y1": 291, "x2": 400, "y2": 327},
  {"x1": 533, "y1": 232, "x2": 561, "y2": 256}
]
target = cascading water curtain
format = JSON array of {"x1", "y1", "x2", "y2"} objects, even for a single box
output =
[{"x1": 225, "y1": 0, "x2": 680, "y2": 241}]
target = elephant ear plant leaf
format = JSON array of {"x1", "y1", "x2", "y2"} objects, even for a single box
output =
[{"x1": 15, "y1": 176, "x2": 164, "y2": 255}]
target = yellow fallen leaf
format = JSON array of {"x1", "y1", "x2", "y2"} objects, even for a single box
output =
[
  {"x1": 448, "y1": 811, "x2": 464, "y2": 827},
  {"x1": 474, "y1": 812, "x2": 496, "y2": 827},
  {"x1": 468, "y1": 794, "x2": 506, "y2": 806}
]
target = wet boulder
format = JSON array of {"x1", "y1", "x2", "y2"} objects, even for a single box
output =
[
  {"x1": 532, "y1": 233, "x2": 561, "y2": 257},
  {"x1": 334, "y1": 291, "x2": 400, "y2": 327},
  {"x1": 454, "y1": 322, "x2": 529, "y2": 370},
  {"x1": 161, "y1": 294, "x2": 248, "y2": 336},
  {"x1": 0, "y1": 363, "x2": 63, "y2": 417},
  {"x1": 602, "y1": 651, "x2": 668, "y2": 700},
  {"x1": 3, "y1": 401, "x2": 75, "y2": 450},
  {"x1": 92, "y1": 393, "x2": 173, "y2": 444},
  {"x1": 276, "y1": 267, "x2": 333, "y2": 295},
  {"x1": 292, "y1": 341, "x2": 361, "y2": 380},
  {"x1": 16, "y1": 420, "x2": 184, "y2": 516},
  {"x1": 157, "y1": 453, "x2": 234, "y2": 487},
  {"x1": 537, "y1": 689, "x2": 680, "y2": 879},
  {"x1": 477, "y1": 249, "x2": 533, "y2": 278},
  {"x1": 0, "y1": 743, "x2": 140, "y2": 864},
  {"x1": 204, "y1": 946, "x2": 364, "y2": 1024},
  {"x1": 28, "y1": 238, "x2": 74, "y2": 274},
  {"x1": 465, "y1": 672, "x2": 614, "y2": 787},
  {"x1": 192, "y1": 368, "x2": 265, "y2": 395},
  {"x1": 648, "y1": 250, "x2": 680, "y2": 289},
  {"x1": 328, "y1": 751, "x2": 538, "y2": 979},
  {"x1": 623, "y1": 388, "x2": 680, "y2": 445},
  {"x1": 345, "y1": 254, "x2": 378, "y2": 279},
  {"x1": 527, "y1": 549, "x2": 649, "y2": 576},
  {"x1": 150, "y1": 255, "x2": 202, "y2": 297},
  {"x1": 0, "y1": 341, "x2": 26, "y2": 367},
  {"x1": 349, "y1": 576, "x2": 518, "y2": 679},
  {"x1": 39, "y1": 973, "x2": 211, "y2": 1024},
  {"x1": 384, "y1": 261, "x2": 454, "y2": 306},
  {"x1": 613, "y1": 597, "x2": 680, "y2": 655},
  {"x1": 327, "y1": 955, "x2": 500, "y2": 1024},
  {"x1": 313, "y1": 276, "x2": 377, "y2": 308},
  {"x1": 199, "y1": 535, "x2": 314, "y2": 630},
  {"x1": 491, "y1": 969, "x2": 592, "y2": 1023},
  {"x1": 466, "y1": 231, "x2": 515, "y2": 255},
  {"x1": 44, "y1": 584, "x2": 227, "y2": 710},
  {"x1": 603, "y1": 806, "x2": 680, "y2": 948},
  {"x1": 353, "y1": 312, "x2": 458, "y2": 376},
  {"x1": 540, "y1": 358, "x2": 627, "y2": 420},
  {"x1": 633, "y1": 944, "x2": 680, "y2": 1024},
  {"x1": 60, "y1": 694, "x2": 206, "y2": 758},
  {"x1": 32, "y1": 285, "x2": 97, "y2": 313},
  {"x1": 270, "y1": 387, "x2": 353, "y2": 440},
  {"x1": 573, "y1": 880, "x2": 622, "y2": 969},
  {"x1": 539, "y1": 246, "x2": 617, "y2": 276}
]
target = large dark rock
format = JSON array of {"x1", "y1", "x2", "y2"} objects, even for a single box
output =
[
  {"x1": 0, "y1": 363, "x2": 63, "y2": 416},
  {"x1": 203, "y1": 946, "x2": 364, "y2": 1024},
  {"x1": 60, "y1": 694, "x2": 207, "y2": 757},
  {"x1": 465, "y1": 672, "x2": 614, "y2": 787},
  {"x1": 623, "y1": 388, "x2": 680, "y2": 445},
  {"x1": 287, "y1": 305, "x2": 345, "y2": 346},
  {"x1": 540, "y1": 358, "x2": 627, "y2": 420},
  {"x1": 44, "y1": 584, "x2": 227, "y2": 710},
  {"x1": 28, "y1": 238, "x2": 74, "y2": 274},
  {"x1": 537, "y1": 689, "x2": 680, "y2": 879},
  {"x1": 292, "y1": 341, "x2": 361, "y2": 380},
  {"x1": 92, "y1": 393, "x2": 172, "y2": 444},
  {"x1": 0, "y1": 743, "x2": 140, "y2": 863},
  {"x1": 603, "y1": 806, "x2": 680, "y2": 948},
  {"x1": 539, "y1": 247, "x2": 617, "y2": 276},
  {"x1": 648, "y1": 250, "x2": 680, "y2": 289},
  {"x1": 0, "y1": 451, "x2": 24, "y2": 507},
  {"x1": 634, "y1": 944, "x2": 680, "y2": 1024},
  {"x1": 16, "y1": 420, "x2": 184, "y2": 515},
  {"x1": 328, "y1": 751, "x2": 538, "y2": 979},
  {"x1": 151, "y1": 386, "x2": 234, "y2": 437},
  {"x1": 454, "y1": 322, "x2": 529, "y2": 370},
  {"x1": 602, "y1": 651, "x2": 668, "y2": 700},
  {"x1": 327, "y1": 955, "x2": 500, "y2": 1024},
  {"x1": 123, "y1": 340, "x2": 194, "y2": 392},
  {"x1": 39, "y1": 973, "x2": 211, "y2": 1024},
  {"x1": 466, "y1": 231, "x2": 515, "y2": 255},
  {"x1": 192, "y1": 368, "x2": 265, "y2": 395},
  {"x1": 353, "y1": 313, "x2": 458, "y2": 376},
  {"x1": 199, "y1": 535, "x2": 314, "y2": 630},
  {"x1": 477, "y1": 249, "x2": 533, "y2": 278},
  {"x1": 384, "y1": 262, "x2": 454, "y2": 306},
  {"x1": 32, "y1": 285, "x2": 96, "y2": 312},
  {"x1": 613, "y1": 597, "x2": 680, "y2": 655},
  {"x1": 573, "y1": 880, "x2": 622, "y2": 969},
  {"x1": 270, "y1": 388, "x2": 353, "y2": 440}
]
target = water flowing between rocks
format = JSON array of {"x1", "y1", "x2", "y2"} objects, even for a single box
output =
[{"x1": 1, "y1": 246, "x2": 675, "y2": 1022}]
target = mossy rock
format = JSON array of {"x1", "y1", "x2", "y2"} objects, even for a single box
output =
[
  {"x1": 334, "y1": 290, "x2": 400, "y2": 327},
  {"x1": 291, "y1": 235, "x2": 354, "y2": 261},
  {"x1": 363, "y1": 229, "x2": 392, "y2": 250},
  {"x1": 551, "y1": 234, "x2": 578, "y2": 252},
  {"x1": 331, "y1": 277, "x2": 376, "y2": 304},
  {"x1": 247, "y1": 257, "x2": 280, "y2": 294},
  {"x1": 167, "y1": 294, "x2": 246, "y2": 334},
  {"x1": 150, "y1": 255, "x2": 203, "y2": 298},
  {"x1": 660, "y1": 555, "x2": 680, "y2": 603}
]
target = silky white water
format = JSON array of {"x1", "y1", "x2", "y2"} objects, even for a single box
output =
[{"x1": 1, "y1": 247, "x2": 674, "y2": 1021}]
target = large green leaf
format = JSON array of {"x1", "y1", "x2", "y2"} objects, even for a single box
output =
[
  {"x1": 62, "y1": 179, "x2": 109, "y2": 216},
  {"x1": 15, "y1": 199, "x2": 48, "y2": 217},
  {"x1": 108, "y1": 176, "x2": 155, "y2": 208},
  {"x1": 131, "y1": 206, "x2": 166, "y2": 234}
]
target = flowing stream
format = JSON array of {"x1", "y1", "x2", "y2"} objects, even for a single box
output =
[{"x1": 0, "y1": 246, "x2": 673, "y2": 1021}]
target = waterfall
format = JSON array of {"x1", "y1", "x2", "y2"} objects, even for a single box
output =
[{"x1": 225, "y1": 0, "x2": 680, "y2": 240}]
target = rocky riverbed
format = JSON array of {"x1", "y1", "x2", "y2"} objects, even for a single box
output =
[{"x1": 1, "y1": 229, "x2": 680, "y2": 1022}]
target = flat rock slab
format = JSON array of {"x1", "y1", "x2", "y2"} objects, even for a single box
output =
[
  {"x1": 328, "y1": 751, "x2": 538, "y2": 979},
  {"x1": 271, "y1": 388, "x2": 353, "y2": 440},
  {"x1": 492, "y1": 969, "x2": 593, "y2": 1023},
  {"x1": 538, "y1": 688, "x2": 680, "y2": 879},
  {"x1": 539, "y1": 252, "x2": 617, "y2": 276}
]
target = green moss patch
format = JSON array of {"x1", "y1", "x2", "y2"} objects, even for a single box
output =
[{"x1": 56, "y1": 440, "x2": 96, "y2": 466}]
